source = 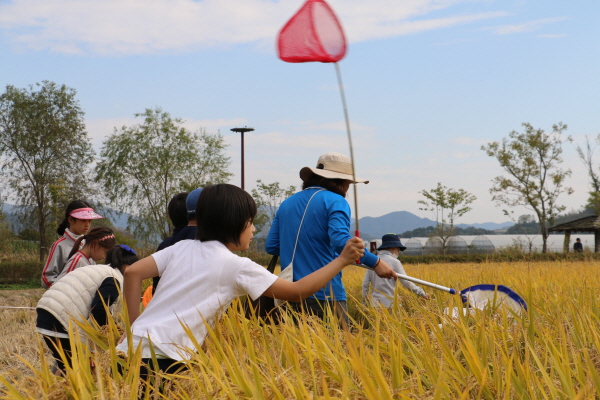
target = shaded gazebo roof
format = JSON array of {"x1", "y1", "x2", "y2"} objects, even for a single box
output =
[{"x1": 548, "y1": 215, "x2": 600, "y2": 233}]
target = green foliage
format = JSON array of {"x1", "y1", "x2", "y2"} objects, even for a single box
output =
[
  {"x1": 400, "y1": 226, "x2": 436, "y2": 238},
  {"x1": 576, "y1": 134, "x2": 600, "y2": 211},
  {"x1": 482, "y1": 122, "x2": 573, "y2": 252},
  {"x1": 250, "y1": 179, "x2": 295, "y2": 236},
  {"x1": 400, "y1": 225, "x2": 494, "y2": 238},
  {"x1": 0, "y1": 261, "x2": 42, "y2": 285},
  {"x1": 0, "y1": 209, "x2": 14, "y2": 254},
  {"x1": 504, "y1": 213, "x2": 540, "y2": 234},
  {"x1": 0, "y1": 81, "x2": 95, "y2": 261},
  {"x1": 586, "y1": 191, "x2": 600, "y2": 215},
  {"x1": 418, "y1": 182, "x2": 476, "y2": 250},
  {"x1": 96, "y1": 107, "x2": 232, "y2": 243},
  {"x1": 17, "y1": 227, "x2": 40, "y2": 241}
]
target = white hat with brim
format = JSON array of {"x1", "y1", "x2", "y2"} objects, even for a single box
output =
[{"x1": 300, "y1": 152, "x2": 369, "y2": 184}]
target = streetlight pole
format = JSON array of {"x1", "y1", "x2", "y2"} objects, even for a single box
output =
[{"x1": 230, "y1": 126, "x2": 254, "y2": 190}]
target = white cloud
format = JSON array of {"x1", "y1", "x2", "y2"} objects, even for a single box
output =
[
  {"x1": 452, "y1": 136, "x2": 487, "y2": 146},
  {"x1": 181, "y1": 118, "x2": 248, "y2": 131},
  {"x1": 536, "y1": 33, "x2": 566, "y2": 39},
  {"x1": 0, "y1": 0, "x2": 507, "y2": 55},
  {"x1": 85, "y1": 116, "x2": 247, "y2": 151},
  {"x1": 86, "y1": 117, "x2": 136, "y2": 149},
  {"x1": 487, "y1": 17, "x2": 568, "y2": 35},
  {"x1": 307, "y1": 120, "x2": 376, "y2": 133}
]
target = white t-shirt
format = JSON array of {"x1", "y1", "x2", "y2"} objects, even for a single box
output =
[{"x1": 117, "y1": 240, "x2": 278, "y2": 360}]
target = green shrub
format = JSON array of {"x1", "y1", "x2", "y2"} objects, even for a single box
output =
[{"x1": 0, "y1": 261, "x2": 43, "y2": 286}]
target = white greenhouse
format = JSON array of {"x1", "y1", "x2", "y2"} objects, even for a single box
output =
[{"x1": 369, "y1": 234, "x2": 596, "y2": 255}]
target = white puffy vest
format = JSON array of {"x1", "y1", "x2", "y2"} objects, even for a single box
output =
[{"x1": 37, "y1": 264, "x2": 123, "y2": 330}]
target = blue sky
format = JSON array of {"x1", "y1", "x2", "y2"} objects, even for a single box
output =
[{"x1": 1, "y1": 0, "x2": 598, "y2": 224}]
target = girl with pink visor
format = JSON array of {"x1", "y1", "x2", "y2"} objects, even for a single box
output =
[{"x1": 41, "y1": 200, "x2": 103, "y2": 289}]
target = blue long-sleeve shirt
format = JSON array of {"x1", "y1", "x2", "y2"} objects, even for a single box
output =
[{"x1": 266, "y1": 186, "x2": 377, "y2": 301}]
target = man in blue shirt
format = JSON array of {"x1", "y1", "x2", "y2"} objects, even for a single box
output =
[{"x1": 266, "y1": 152, "x2": 396, "y2": 325}]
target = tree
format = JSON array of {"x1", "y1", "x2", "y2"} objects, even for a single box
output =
[
  {"x1": 482, "y1": 122, "x2": 573, "y2": 253},
  {"x1": 0, "y1": 81, "x2": 95, "y2": 261},
  {"x1": 503, "y1": 212, "x2": 539, "y2": 253},
  {"x1": 251, "y1": 179, "x2": 296, "y2": 236},
  {"x1": 418, "y1": 182, "x2": 476, "y2": 253},
  {"x1": 576, "y1": 134, "x2": 600, "y2": 213},
  {"x1": 0, "y1": 208, "x2": 14, "y2": 254},
  {"x1": 96, "y1": 108, "x2": 232, "y2": 243}
]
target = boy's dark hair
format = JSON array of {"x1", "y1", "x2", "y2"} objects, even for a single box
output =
[
  {"x1": 195, "y1": 184, "x2": 257, "y2": 246},
  {"x1": 105, "y1": 245, "x2": 138, "y2": 272},
  {"x1": 168, "y1": 192, "x2": 189, "y2": 229},
  {"x1": 68, "y1": 226, "x2": 116, "y2": 259},
  {"x1": 57, "y1": 200, "x2": 92, "y2": 236},
  {"x1": 301, "y1": 173, "x2": 348, "y2": 197}
]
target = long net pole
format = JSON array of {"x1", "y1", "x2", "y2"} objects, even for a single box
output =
[{"x1": 334, "y1": 62, "x2": 359, "y2": 237}]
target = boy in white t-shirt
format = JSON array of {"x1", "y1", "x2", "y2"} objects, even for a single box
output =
[{"x1": 117, "y1": 183, "x2": 365, "y2": 379}]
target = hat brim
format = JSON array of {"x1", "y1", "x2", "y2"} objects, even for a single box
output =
[
  {"x1": 300, "y1": 167, "x2": 369, "y2": 184},
  {"x1": 70, "y1": 210, "x2": 103, "y2": 220},
  {"x1": 378, "y1": 244, "x2": 407, "y2": 251}
]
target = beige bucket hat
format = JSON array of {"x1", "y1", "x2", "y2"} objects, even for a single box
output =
[{"x1": 299, "y1": 152, "x2": 369, "y2": 184}]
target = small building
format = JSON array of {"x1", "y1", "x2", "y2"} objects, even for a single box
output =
[{"x1": 548, "y1": 215, "x2": 600, "y2": 252}]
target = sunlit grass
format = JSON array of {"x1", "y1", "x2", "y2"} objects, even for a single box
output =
[{"x1": 1, "y1": 261, "x2": 600, "y2": 399}]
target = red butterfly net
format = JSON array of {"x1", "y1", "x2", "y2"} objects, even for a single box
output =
[
  {"x1": 277, "y1": 0, "x2": 361, "y2": 247},
  {"x1": 277, "y1": 0, "x2": 347, "y2": 63}
]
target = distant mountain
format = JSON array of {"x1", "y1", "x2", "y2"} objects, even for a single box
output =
[
  {"x1": 1, "y1": 203, "x2": 131, "y2": 232},
  {"x1": 2, "y1": 202, "x2": 513, "y2": 241},
  {"x1": 353, "y1": 211, "x2": 437, "y2": 239},
  {"x1": 352, "y1": 211, "x2": 513, "y2": 239}
]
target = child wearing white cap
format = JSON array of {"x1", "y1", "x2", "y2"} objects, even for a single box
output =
[{"x1": 41, "y1": 200, "x2": 103, "y2": 289}]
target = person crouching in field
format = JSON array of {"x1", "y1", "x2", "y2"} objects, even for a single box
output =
[
  {"x1": 55, "y1": 227, "x2": 116, "y2": 281},
  {"x1": 41, "y1": 200, "x2": 103, "y2": 289},
  {"x1": 117, "y1": 183, "x2": 365, "y2": 379},
  {"x1": 36, "y1": 245, "x2": 139, "y2": 375},
  {"x1": 362, "y1": 234, "x2": 429, "y2": 308}
]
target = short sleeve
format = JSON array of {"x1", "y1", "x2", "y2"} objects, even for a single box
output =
[
  {"x1": 235, "y1": 259, "x2": 279, "y2": 300},
  {"x1": 151, "y1": 245, "x2": 176, "y2": 276}
]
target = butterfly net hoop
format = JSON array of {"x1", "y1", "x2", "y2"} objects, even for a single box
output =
[
  {"x1": 277, "y1": 0, "x2": 347, "y2": 63},
  {"x1": 460, "y1": 284, "x2": 528, "y2": 316}
]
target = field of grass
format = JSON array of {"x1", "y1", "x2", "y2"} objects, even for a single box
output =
[{"x1": 1, "y1": 260, "x2": 599, "y2": 399}]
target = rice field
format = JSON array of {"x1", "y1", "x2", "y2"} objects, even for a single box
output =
[{"x1": 1, "y1": 260, "x2": 600, "y2": 399}]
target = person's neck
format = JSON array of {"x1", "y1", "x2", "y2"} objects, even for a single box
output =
[
  {"x1": 66, "y1": 228, "x2": 84, "y2": 238},
  {"x1": 80, "y1": 246, "x2": 92, "y2": 259},
  {"x1": 187, "y1": 220, "x2": 197, "y2": 227},
  {"x1": 225, "y1": 242, "x2": 238, "y2": 252},
  {"x1": 384, "y1": 248, "x2": 399, "y2": 256}
]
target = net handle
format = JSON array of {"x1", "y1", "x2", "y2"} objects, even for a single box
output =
[
  {"x1": 355, "y1": 264, "x2": 457, "y2": 294},
  {"x1": 334, "y1": 63, "x2": 358, "y2": 236}
]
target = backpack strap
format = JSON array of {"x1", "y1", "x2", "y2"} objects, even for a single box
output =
[{"x1": 290, "y1": 188, "x2": 325, "y2": 265}]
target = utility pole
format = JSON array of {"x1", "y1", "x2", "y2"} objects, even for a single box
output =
[{"x1": 230, "y1": 126, "x2": 254, "y2": 190}]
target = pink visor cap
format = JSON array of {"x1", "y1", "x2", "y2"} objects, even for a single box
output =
[{"x1": 69, "y1": 208, "x2": 103, "y2": 220}]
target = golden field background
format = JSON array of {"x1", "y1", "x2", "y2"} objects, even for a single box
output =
[{"x1": 1, "y1": 260, "x2": 599, "y2": 399}]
